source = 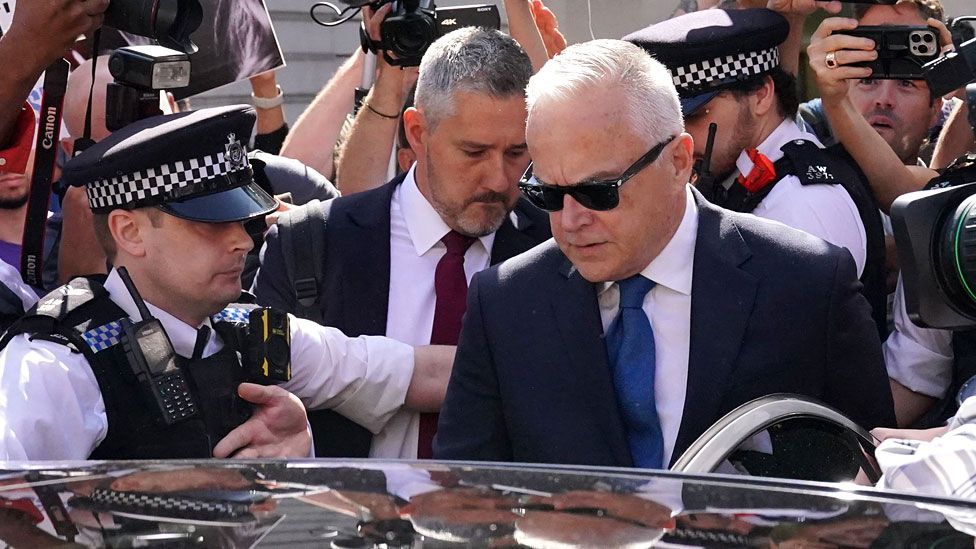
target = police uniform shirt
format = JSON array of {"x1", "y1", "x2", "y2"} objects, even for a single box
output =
[
  {"x1": 0, "y1": 269, "x2": 415, "y2": 461},
  {"x1": 0, "y1": 259, "x2": 39, "y2": 311},
  {"x1": 739, "y1": 119, "x2": 868, "y2": 277},
  {"x1": 381, "y1": 164, "x2": 494, "y2": 459}
]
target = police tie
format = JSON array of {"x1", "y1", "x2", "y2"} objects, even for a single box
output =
[
  {"x1": 604, "y1": 274, "x2": 664, "y2": 469},
  {"x1": 192, "y1": 325, "x2": 212, "y2": 360},
  {"x1": 419, "y1": 230, "x2": 476, "y2": 459}
]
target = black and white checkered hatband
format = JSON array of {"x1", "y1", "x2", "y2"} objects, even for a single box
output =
[
  {"x1": 85, "y1": 134, "x2": 252, "y2": 213},
  {"x1": 672, "y1": 46, "x2": 779, "y2": 97}
]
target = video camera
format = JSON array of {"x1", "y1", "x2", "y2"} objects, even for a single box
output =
[
  {"x1": 312, "y1": 0, "x2": 500, "y2": 67},
  {"x1": 892, "y1": 83, "x2": 976, "y2": 329}
]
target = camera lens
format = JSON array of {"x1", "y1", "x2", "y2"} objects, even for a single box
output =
[
  {"x1": 103, "y1": 0, "x2": 202, "y2": 53},
  {"x1": 918, "y1": 45, "x2": 930, "y2": 54},
  {"x1": 924, "y1": 33, "x2": 934, "y2": 42},
  {"x1": 911, "y1": 33, "x2": 921, "y2": 43},
  {"x1": 381, "y1": 8, "x2": 438, "y2": 67},
  {"x1": 936, "y1": 194, "x2": 976, "y2": 317}
]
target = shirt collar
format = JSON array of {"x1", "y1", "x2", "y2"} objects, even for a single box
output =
[
  {"x1": 103, "y1": 268, "x2": 213, "y2": 358},
  {"x1": 399, "y1": 164, "x2": 495, "y2": 256},
  {"x1": 735, "y1": 118, "x2": 823, "y2": 176},
  {"x1": 600, "y1": 185, "x2": 698, "y2": 296}
]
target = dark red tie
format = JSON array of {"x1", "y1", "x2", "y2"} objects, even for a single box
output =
[{"x1": 418, "y1": 230, "x2": 476, "y2": 459}]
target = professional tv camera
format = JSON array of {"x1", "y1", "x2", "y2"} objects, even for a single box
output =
[
  {"x1": 891, "y1": 25, "x2": 976, "y2": 329},
  {"x1": 311, "y1": 0, "x2": 500, "y2": 67}
]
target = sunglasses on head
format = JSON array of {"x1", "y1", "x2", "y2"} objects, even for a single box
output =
[{"x1": 518, "y1": 135, "x2": 676, "y2": 212}]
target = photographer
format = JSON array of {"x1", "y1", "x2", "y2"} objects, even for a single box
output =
[
  {"x1": 332, "y1": 3, "x2": 419, "y2": 195},
  {"x1": 806, "y1": 4, "x2": 950, "y2": 213},
  {"x1": 330, "y1": 0, "x2": 564, "y2": 195},
  {"x1": 805, "y1": 6, "x2": 975, "y2": 427}
]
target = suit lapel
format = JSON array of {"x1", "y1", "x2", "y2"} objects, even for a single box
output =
[
  {"x1": 332, "y1": 179, "x2": 401, "y2": 336},
  {"x1": 672, "y1": 193, "x2": 758, "y2": 462},
  {"x1": 490, "y1": 199, "x2": 546, "y2": 265},
  {"x1": 551, "y1": 258, "x2": 633, "y2": 467}
]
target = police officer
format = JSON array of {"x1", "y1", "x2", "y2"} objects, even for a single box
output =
[
  {"x1": 0, "y1": 105, "x2": 448, "y2": 461},
  {"x1": 625, "y1": 8, "x2": 887, "y2": 335}
]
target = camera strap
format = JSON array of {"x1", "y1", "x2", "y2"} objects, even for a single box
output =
[
  {"x1": 73, "y1": 29, "x2": 102, "y2": 156},
  {"x1": 20, "y1": 58, "x2": 69, "y2": 288}
]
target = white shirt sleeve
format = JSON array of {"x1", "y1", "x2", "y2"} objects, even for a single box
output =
[
  {"x1": 884, "y1": 276, "x2": 954, "y2": 398},
  {"x1": 0, "y1": 334, "x2": 107, "y2": 461},
  {"x1": 877, "y1": 397, "x2": 976, "y2": 536},
  {"x1": 282, "y1": 316, "x2": 415, "y2": 435}
]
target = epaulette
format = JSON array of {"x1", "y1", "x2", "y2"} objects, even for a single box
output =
[
  {"x1": 0, "y1": 277, "x2": 111, "y2": 352},
  {"x1": 777, "y1": 140, "x2": 858, "y2": 187},
  {"x1": 212, "y1": 304, "x2": 260, "y2": 326}
]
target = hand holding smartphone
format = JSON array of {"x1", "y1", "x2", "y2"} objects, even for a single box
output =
[{"x1": 835, "y1": 25, "x2": 940, "y2": 79}]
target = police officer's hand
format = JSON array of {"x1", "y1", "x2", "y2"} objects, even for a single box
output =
[
  {"x1": 6, "y1": 0, "x2": 110, "y2": 70},
  {"x1": 808, "y1": 17, "x2": 877, "y2": 105},
  {"x1": 213, "y1": 383, "x2": 312, "y2": 459}
]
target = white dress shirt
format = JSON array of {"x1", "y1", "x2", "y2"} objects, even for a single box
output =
[
  {"x1": 597, "y1": 185, "x2": 698, "y2": 466},
  {"x1": 884, "y1": 275, "x2": 954, "y2": 398},
  {"x1": 0, "y1": 269, "x2": 415, "y2": 461},
  {"x1": 741, "y1": 119, "x2": 868, "y2": 277},
  {"x1": 377, "y1": 165, "x2": 494, "y2": 458}
]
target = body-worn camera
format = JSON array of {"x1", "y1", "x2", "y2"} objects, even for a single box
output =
[
  {"x1": 245, "y1": 308, "x2": 292, "y2": 383},
  {"x1": 839, "y1": 25, "x2": 940, "y2": 79},
  {"x1": 336, "y1": 0, "x2": 500, "y2": 67}
]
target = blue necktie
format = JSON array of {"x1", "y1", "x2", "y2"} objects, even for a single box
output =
[{"x1": 604, "y1": 275, "x2": 664, "y2": 469}]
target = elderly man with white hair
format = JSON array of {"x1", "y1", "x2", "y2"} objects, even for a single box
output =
[{"x1": 433, "y1": 39, "x2": 896, "y2": 469}]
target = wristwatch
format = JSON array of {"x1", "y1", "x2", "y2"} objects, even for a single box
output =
[{"x1": 251, "y1": 85, "x2": 284, "y2": 109}]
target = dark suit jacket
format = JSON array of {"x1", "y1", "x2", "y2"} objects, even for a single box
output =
[
  {"x1": 434, "y1": 191, "x2": 896, "y2": 467},
  {"x1": 253, "y1": 172, "x2": 552, "y2": 456}
]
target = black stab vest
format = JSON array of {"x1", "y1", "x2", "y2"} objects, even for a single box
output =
[{"x1": 1, "y1": 277, "x2": 256, "y2": 459}]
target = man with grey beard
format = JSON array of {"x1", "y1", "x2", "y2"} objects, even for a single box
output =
[{"x1": 252, "y1": 27, "x2": 551, "y2": 459}]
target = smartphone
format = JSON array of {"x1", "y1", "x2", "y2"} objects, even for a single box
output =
[{"x1": 838, "y1": 25, "x2": 940, "y2": 79}]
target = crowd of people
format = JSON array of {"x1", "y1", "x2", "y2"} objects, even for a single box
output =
[{"x1": 0, "y1": 0, "x2": 975, "y2": 505}]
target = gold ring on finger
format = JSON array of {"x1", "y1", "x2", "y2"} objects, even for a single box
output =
[{"x1": 825, "y1": 51, "x2": 838, "y2": 69}]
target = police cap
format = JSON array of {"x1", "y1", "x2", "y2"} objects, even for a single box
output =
[
  {"x1": 62, "y1": 105, "x2": 277, "y2": 223},
  {"x1": 624, "y1": 8, "x2": 789, "y2": 116}
]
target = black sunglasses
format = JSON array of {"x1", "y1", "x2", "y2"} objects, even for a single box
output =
[{"x1": 518, "y1": 135, "x2": 677, "y2": 212}]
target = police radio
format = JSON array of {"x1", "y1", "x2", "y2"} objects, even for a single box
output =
[
  {"x1": 692, "y1": 122, "x2": 721, "y2": 203},
  {"x1": 117, "y1": 267, "x2": 199, "y2": 426}
]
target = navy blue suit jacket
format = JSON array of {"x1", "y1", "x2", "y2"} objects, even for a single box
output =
[
  {"x1": 253, "y1": 173, "x2": 552, "y2": 456},
  {"x1": 434, "y1": 191, "x2": 896, "y2": 467}
]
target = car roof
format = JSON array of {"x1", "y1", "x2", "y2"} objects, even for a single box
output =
[{"x1": 1, "y1": 459, "x2": 974, "y2": 547}]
